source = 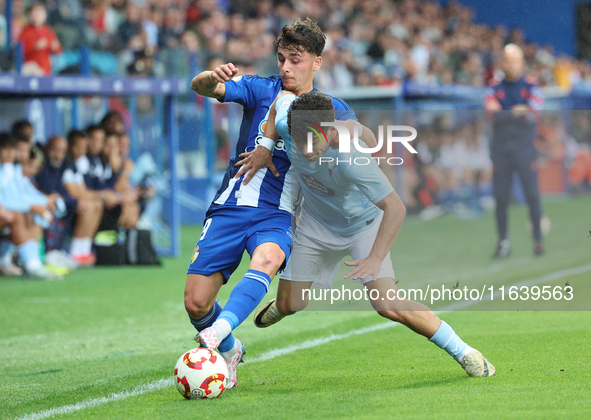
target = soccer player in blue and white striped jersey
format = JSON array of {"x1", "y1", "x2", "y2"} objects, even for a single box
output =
[{"x1": 185, "y1": 18, "x2": 359, "y2": 388}]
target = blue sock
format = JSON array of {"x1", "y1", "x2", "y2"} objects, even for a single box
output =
[
  {"x1": 189, "y1": 300, "x2": 235, "y2": 352},
  {"x1": 218, "y1": 269, "x2": 270, "y2": 331},
  {"x1": 429, "y1": 321, "x2": 470, "y2": 360}
]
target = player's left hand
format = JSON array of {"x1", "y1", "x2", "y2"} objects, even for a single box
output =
[
  {"x1": 234, "y1": 146, "x2": 280, "y2": 185},
  {"x1": 344, "y1": 254, "x2": 382, "y2": 281}
]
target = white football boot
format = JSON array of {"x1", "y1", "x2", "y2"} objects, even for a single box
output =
[
  {"x1": 459, "y1": 349, "x2": 496, "y2": 377},
  {"x1": 253, "y1": 299, "x2": 285, "y2": 328},
  {"x1": 196, "y1": 328, "x2": 245, "y2": 388},
  {"x1": 196, "y1": 326, "x2": 221, "y2": 350},
  {"x1": 220, "y1": 338, "x2": 245, "y2": 388}
]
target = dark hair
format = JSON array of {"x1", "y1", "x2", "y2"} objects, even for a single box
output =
[
  {"x1": 274, "y1": 18, "x2": 326, "y2": 56},
  {"x1": 287, "y1": 91, "x2": 335, "y2": 143},
  {"x1": 100, "y1": 111, "x2": 124, "y2": 131},
  {"x1": 67, "y1": 129, "x2": 87, "y2": 146},
  {"x1": 12, "y1": 120, "x2": 32, "y2": 135},
  {"x1": 86, "y1": 125, "x2": 104, "y2": 136},
  {"x1": 30, "y1": 145, "x2": 44, "y2": 163},
  {"x1": 0, "y1": 132, "x2": 16, "y2": 149},
  {"x1": 27, "y1": 2, "x2": 46, "y2": 13},
  {"x1": 13, "y1": 132, "x2": 30, "y2": 144}
]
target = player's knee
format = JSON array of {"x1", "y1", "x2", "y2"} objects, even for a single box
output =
[
  {"x1": 251, "y1": 251, "x2": 284, "y2": 273},
  {"x1": 184, "y1": 292, "x2": 213, "y2": 319}
]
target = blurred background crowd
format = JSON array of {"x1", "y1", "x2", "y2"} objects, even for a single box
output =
[
  {"x1": 387, "y1": 112, "x2": 591, "y2": 219},
  {"x1": 2, "y1": 0, "x2": 591, "y2": 279},
  {"x1": 0, "y1": 112, "x2": 155, "y2": 279},
  {"x1": 1, "y1": 0, "x2": 590, "y2": 89}
]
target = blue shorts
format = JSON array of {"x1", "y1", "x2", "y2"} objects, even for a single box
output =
[{"x1": 187, "y1": 206, "x2": 293, "y2": 282}]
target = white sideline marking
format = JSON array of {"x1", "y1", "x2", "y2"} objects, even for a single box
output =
[
  {"x1": 18, "y1": 323, "x2": 400, "y2": 420},
  {"x1": 18, "y1": 262, "x2": 591, "y2": 419},
  {"x1": 246, "y1": 321, "x2": 397, "y2": 364},
  {"x1": 19, "y1": 378, "x2": 173, "y2": 420}
]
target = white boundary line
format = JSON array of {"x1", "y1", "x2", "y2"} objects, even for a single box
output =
[
  {"x1": 18, "y1": 378, "x2": 173, "y2": 420},
  {"x1": 18, "y1": 262, "x2": 591, "y2": 420}
]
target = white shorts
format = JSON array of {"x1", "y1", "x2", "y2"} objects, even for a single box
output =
[{"x1": 281, "y1": 211, "x2": 395, "y2": 289}]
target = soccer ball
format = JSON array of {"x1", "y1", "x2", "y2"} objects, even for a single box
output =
[{"x1": 174, "y1": 348, "x2": 229, "y2": 399}]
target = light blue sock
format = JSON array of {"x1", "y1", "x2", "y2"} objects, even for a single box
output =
[
  {"x1": 189, "y1": 300, "x2": 235, "y2": 352},
  {"x1": 17, "y1": 240, "x2": 42, "y2": 271},
  {"x1": 429, "y1": 321, "x2": 471, "y2": 360},
  {"x1": 218, "y1": 269, "x2": 270, "y2": 331}
]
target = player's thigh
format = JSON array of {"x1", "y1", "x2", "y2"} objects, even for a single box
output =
[
  {"x1": 184, "y1": 272, "x2": 225, "y2": 315},
  {"x1": 349, "y1": 225, "x2": 396, "y2": 285},
  {"x1": 284, "y1": 236, "x2": 344, "y2": 289},
  {"x1": 246, "y1": 210, "x2": 293, "y2": 277},
  {"x1": 276, "y1": 278, "x2": 313, "y2": 314}
]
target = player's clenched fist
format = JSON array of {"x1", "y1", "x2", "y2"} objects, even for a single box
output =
[
  {"x1": 192, "y1": 63, "x2": 239, "y2": 99},
  {"x1": 211, "y1": 63, "x2": 239, "y2": 83}
]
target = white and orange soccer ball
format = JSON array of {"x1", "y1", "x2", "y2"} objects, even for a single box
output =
[{"x1": 174, "y1": 348, "x2": 229, "y2": 399}]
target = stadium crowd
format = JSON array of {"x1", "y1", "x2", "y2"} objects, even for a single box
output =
[
  {"x1": 386, "y1": 112, "x2": 591, "y2": 219},
  {"x1": 0, "y1": 111, "x2": 154, "y2": 280},
  {"x1": 1, "y1": 0, "x2": 590, "y2": 88}
]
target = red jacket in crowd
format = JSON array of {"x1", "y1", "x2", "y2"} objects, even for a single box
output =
[{"x1": 18, "y1": 24, "x2": 62, "y2": 75}]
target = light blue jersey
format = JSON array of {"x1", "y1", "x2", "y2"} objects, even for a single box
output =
[
  {"x1": 0, "y1": 163, "x2": 47, "y2": 212},
  {"x1": 275, "y1": 94, "x2": 394, "y2": 236}
]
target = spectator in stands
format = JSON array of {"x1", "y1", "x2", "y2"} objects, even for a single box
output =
[
  {"x1": 158, "y1": 7, "x2": 185, "y2": 49},
  {"x1": 80, "y1": 127, "x2": 127, "y2": 226},
  {"x1": 36, "y1": 135, "x2": 76, "y2": 256},
  {"x1": 18, "y1": 2, "x2": 62, "y2": 75},
  {"x1": 100, "y1": 111, "x2": 126, "y2": 136},
  {"x1": 86, "y1": 125, "x2": 107, "y2": 189},
  {"x1": 14, "y1": 133, "x2": 31, "y2": 165},
  {"x1": 23, "y1": 145, "x2": 45, "y2": 179},
  {"x1": 12, "y1": 120, "x2": 34, "y2": 144},
  {"x1": 0, "y1": 133, "x2": 59, "y2": 279},
  {"x1": 114, "y1": 3, "x2": 142, "y2": 52},
  {"x1": 97, "y1": 131, "x2": 139, "y2": 230},
  {"x1": 62, "y1": 130, "x2": 104, "y2": 265}
]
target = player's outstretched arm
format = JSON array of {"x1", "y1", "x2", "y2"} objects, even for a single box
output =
[
  {"x1": 344, "y1": 191, "x2": 406, "y2": 281},
  {"x1": 191, "y1": 63, "x2": 238, "y2": 100},
  {"x1": 234, "y1": 96, "x2": 283, "y2": 184}
]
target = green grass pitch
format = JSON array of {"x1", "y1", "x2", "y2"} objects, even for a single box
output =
[{"x1": 1, "y1": 196, "x2": 590, "y2": 419}]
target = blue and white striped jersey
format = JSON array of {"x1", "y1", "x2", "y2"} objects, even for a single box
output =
[{"x1": 208, "y1": 74, "x2": 356, "y2": 216}]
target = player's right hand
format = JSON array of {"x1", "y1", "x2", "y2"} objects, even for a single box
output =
[{"x1": 211, "y1": 63, "x2": 239, "y2": 83}]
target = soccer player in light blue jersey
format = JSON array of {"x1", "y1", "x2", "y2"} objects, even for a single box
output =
[{"x1": 249, "y1": 91, "x2": 496, "y2": 377}]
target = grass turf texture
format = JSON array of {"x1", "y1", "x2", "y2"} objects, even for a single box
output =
[{"x1": 1, "y1": 196, "x2": 590, "y2": 419}]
